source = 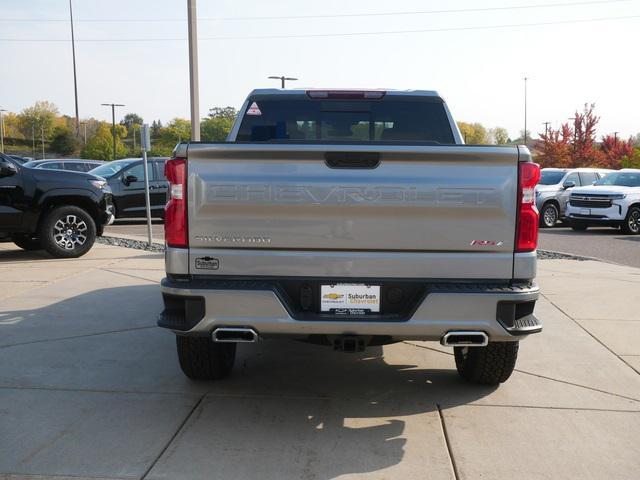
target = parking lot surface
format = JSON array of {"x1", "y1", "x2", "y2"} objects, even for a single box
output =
[
  {"x1": 1, "y1": 242, "x2": 639, "y2": 479},
  {"x1": 539, "y1": 227, "x2": 640, "y2": 267}
]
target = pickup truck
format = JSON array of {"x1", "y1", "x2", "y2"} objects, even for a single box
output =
[
  {"x1": 0, "y1": 152, "x2": 114, "y2": 257},
  {"x1": 159, "y1": 89, "x2": 541, "y2": 385}
]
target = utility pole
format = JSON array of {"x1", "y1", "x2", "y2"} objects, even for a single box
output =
[
  {"x1": 543, "y1": 122, "x2": 550, "y2": 137},
  {"x1": 0, "y1": 108, "x2": 6, "y2": 154},
  {"x1": 32, "y1": 124, "x2": 35, "y2": 157},
  {"x1": 614, "y1": 131, "x2": 619, "y2": 142},
  {"x1": 523, "y1": 77, "x2": 528, "y2": 144},
  {"x1": 268, "y1": 76, "x2": 298, "y2": 88},
  {"x1": 41, "y1": 125, "x2": 45, "y2": 159},
  {"x1": 69, "y1": 0, "x2": 80, "y2": 135},
  {"x1": 101, "y1": 103, "x2": 125, "y2": 160},
  {"x1": 187, "y1": 0, "x2": 200, "y2": 141}
]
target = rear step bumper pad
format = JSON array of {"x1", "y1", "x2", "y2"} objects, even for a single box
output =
[{"x1": 159, "y1": 278, "x2": 540, "y2": 341}]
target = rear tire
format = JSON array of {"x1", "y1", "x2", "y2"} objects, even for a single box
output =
[
  {"x1": 176, "y1": 336, "x2": 236, "y2": 380},
  {"x1": 38, "y1": 206, "x2": 96, "y2": 258},
  {"x1": 11, "y1": 234, "x2": 42, "y2": 251},
  {"x1": 540, "y1": 203, "x2": 559, "y2": 228},
  {"x1": 621, "y1": 206, "x2": 640, "y2": 235},
  {"x1": 454, "y1": 341, "x2": 519, "y2": 385}
]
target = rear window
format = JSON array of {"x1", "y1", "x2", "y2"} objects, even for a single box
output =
[{"x1": 236, "y1": 97, "x2": 455, "y2": 144}]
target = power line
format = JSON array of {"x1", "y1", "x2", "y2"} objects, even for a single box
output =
[
  {"x1": 0, "y1": 0, "x2": 632, "y2": 23},
  {"x1": 1, "y1": 13, "x2": 639, "y2": 42}
]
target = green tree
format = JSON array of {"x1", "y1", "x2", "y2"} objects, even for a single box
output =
[
  {"x1": 490, "y1": 127, "x2": 509, "y2": 144},
  {"x1": 17, "y1": 101, "x2": 59, "y2": 140},
  {"x1": 49, "y1": 126, "x2": 79, "y2": 155},
  {"x1": 201, "y1": 106, "x2": 237, "y2": 142},
  {"x1": 81, "y1": 123, "x2": 127, "y2": 160},
  {"x1": 457, "y1": 122, "x2": 488, "y2": 144},
  {"x1": 121, "y1": 113, "x2": 143, "y2": 135},
  {"x1": 160, "y1": 118, "x2": 191, "y2": 144}
]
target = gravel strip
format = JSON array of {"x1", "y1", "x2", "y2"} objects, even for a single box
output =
[
  {"x1": 537, "y1": 249, "x2": 590, "y2": 261},
  {"x1": 98, "y1": 235, "x2": 594, "y2": 262},
  {"x1": 97, "y1": 235, "x2": 165, "y2": 252}
]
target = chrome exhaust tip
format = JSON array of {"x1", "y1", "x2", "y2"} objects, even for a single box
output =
[
  {"x1": 212, "y1": 327, "x2": 258, "y2": 343},
  {"x1": 440, "y1": 331, "x2": 489, "y2": 347}
]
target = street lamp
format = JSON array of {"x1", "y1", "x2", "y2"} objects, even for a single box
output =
[
  {"x1": 101, "y1": 103, "x2": 125, "y2": 160},
  {"x1": 268, "y1": 76, "x2": 298, "y2": 89},
  {"x1": 523, "y1": 77, "x2": 529, "y2": 144},
  {"x1": 69, "y1": 0, "x2": 80, "y2": 135}
]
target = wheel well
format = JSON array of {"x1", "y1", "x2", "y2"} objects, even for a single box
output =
[
  {"x1": 37, "y1": 196, "x2": 100, "y2": 232},
  {"x1": 627, "y1": 202, "x2": 640, "y2": 212},
  {"x1": 542, "y1": 199, "x2": 560, "y2": 210}
]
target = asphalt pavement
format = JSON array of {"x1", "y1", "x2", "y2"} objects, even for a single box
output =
[
  {"x1": 105, "y1": 220, "x2": 640, "y2": 268},
  {"x1": 539, "y1": 226, "x2": 640, "y2": 268}
]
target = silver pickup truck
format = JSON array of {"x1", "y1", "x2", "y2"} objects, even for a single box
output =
[{"x1": 159, "y1": 89, "x2": 541, "y2": 385}]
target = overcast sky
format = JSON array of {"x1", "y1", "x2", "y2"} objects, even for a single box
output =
[{"x1": 2, "y1": 0, "x2": 639, "y2": 139}]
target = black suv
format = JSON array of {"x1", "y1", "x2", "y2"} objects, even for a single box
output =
[
  {"x1": 0, "y1": 153, "x2": 114, "y2": 258},
  {"x1": 88, "y1": 158, "x2": 168, "y2": 219}
]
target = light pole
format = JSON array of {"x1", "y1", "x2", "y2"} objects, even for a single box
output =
[
  {"x1": 187, "y1": 0, "x2": 200, "y2": 141},
  {"x1": 268, "y1": 76, "x2": 298, "y2": 89},
  {"x1": 69, "y1": 0, "x2": 80, "y2": 135},
  {"x1": 41, "y1": 125, "x2": 45, "y2": 159},
  {"x1": 543, "y1": 121, "x2": 550, "y2": 137},
  {"x1": 0, "y1": 108, "x2": 6, "y2": 154},
  {"x1": 80, "y1": 121, "x2": 87, "y2": 144},
  {"x1": 101, "y1": 103, "x2": 125, "y2": 160},
  {"x1": 614, "y1": 131, "x2": 619, "y2": 142},
  {"x1": 523, "y1": 77, "x2": 529, "y2": 144}
]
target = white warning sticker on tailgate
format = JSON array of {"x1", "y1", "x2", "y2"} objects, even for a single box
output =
[{"x1": 321, "y1": 284, "x2": 380, "y2": 313}]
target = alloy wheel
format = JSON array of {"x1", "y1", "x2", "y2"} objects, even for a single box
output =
[{"x1": 53, "y1": 215, "x2": 88, "y2": 250}]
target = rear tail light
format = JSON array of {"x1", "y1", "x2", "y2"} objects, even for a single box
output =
[
  {"x1": 164, "y1": 157, "x2": 188, "y2": 248},
  {"x1": 516, "y1": 162, "x2": 541, "y2": 252},
  {"x1": 306, "y1": 90, "x2": 386, "y2": 100}
]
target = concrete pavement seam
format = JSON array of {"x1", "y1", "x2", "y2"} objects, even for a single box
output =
[
  {"x1": 0, "y1": 384, "x2": 203, "y2": 398},
  {"x1": 541, "y1": 292, "x2": 640, "y2": 377},
  {"x1": 0, "y1": 325, "x2": 157, "y2": 349},
  {"x1": 402, "y1": 340, "x2": 640, "y2": 403},
  {"x1": 139, "y1": 394, "x2": 206, "y2": 480},
  {"x1": 436, "y1": 404, "x2": 461, "y2": 480},
  {"x1": 448, "y1": 403, "x2": 640, "y2": 413}
]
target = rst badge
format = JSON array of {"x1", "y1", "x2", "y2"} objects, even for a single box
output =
[
  {"x1": 470, "y1": 240, "x2": 504, "y2": 247},
  {"x1": 195, "y1": 257, "x2": 219, "y2": 270}
]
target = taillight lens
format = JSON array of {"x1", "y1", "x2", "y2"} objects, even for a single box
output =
[
  {"x1": 164, "y1": 157, "x2": 188, "y2": 248},
  {"x1": 516, "y1": 162, "x2": 541, "y2": 252}
]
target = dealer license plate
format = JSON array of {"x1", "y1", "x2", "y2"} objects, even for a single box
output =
[
  {"x1": 320, "y1": 284, "x2": 380, "y2": 314},
  {"x1": 580, "y1": 209, "x2": 591, "y2": 215}
]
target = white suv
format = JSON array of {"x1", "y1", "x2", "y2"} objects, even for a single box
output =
[{"x1": 566, "y1": 169, "x2": 640, "y2": 234}]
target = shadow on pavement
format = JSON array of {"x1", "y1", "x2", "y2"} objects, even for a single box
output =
[{"x1": 0, "y1": 283, "x2": 494, "y2": 478}]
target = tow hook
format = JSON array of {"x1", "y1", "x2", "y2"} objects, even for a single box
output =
[{"x1": 333, "y1": 336, "x2": 366, "y2": 353}]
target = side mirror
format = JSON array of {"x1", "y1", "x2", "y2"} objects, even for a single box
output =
[
  {"x1": 563, "y1": 180, "x2": 576, "y2": 189},
  {"x1": 123, "y1": 174, "x2": 138, "y2": 186},
  {"x1": 0, "y1": 162, "x2": 18, "y2": 178}
]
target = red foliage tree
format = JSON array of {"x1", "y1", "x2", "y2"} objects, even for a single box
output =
[
  {"x1": 536, "y1": 124, "x2": 573, "y2": 168},
  {"x1": 600, "y1": 135, "x2": 634, "y2": 169}
]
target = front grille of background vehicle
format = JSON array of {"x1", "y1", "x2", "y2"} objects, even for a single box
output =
[{"x1": 569, "y1": 196, "x2": 612, "y2": 208}]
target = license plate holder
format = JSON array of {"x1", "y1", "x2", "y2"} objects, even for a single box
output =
[
  {"x1": 580, "y1": 209, "x2": 591, "y2": 215},
  {"x1": 320, "y1": 284, "x2": 380, "y2": 314}
]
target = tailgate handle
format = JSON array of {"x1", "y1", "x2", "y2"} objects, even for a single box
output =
[{"x1": 324, "y1": 152, "x2": 380, "y2": 169}]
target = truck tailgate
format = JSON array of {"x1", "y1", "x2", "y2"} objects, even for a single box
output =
[{"x1": 186, "y1": 144, "x2": 519, "y2": 279}]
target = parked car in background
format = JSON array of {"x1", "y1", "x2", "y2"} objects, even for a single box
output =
[
  {"x1": 7, "y1": 155, "x2": 32, "y2": 165},
  {"x1": 0, "y1": 153, "x2": 114, "y2": 257},
  {"x1": 89, "y1": 157, "x2": 169, "y2": 219},
  {"x1": 535, "y1": 167, "x2": 612, "y2": 228},
  {"x1": 566, "y1": 169, "x2": 640, "y2": 234},
  {"x1": 23, "y1": 159, "x2": 105, "y2": 173}
]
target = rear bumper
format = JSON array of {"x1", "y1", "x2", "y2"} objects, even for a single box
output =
[{"x1": 159, "y1": 278, "x2": 540, "y2": 342}]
